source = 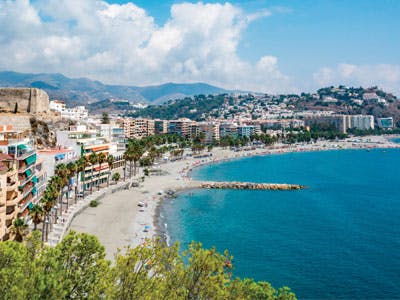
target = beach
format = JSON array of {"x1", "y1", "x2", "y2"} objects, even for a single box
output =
[{"x1": 69, "y1": 135, "x2": 400, "y2": 260}]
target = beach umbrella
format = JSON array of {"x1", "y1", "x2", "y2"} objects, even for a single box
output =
[{"x1": 144, "y1": 225, "x2": 151, "y2": 229}]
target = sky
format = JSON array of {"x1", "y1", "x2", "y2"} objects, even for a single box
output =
[{"x1": 0, "y1": 0, "x2": 399, "y2": 95}]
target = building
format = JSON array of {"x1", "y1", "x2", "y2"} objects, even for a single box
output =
[
  {"x1": 219, "y1": 123, "x2": 238, "y2": 138},
  {"x1": 80, "y1": 139, "x2": 111, "y2": 191},
  {"x1": 124, "y1": 118, "x2": 155, "y2": 139},
  {"x1": 304, "y1": 115, "x2": 349, "y2": 133},
  {"x1": 377, "y1": 117, "x2": 394, "y2": 129},
  {"x1": 167, "y1": 119, "x2": 191, "y2": 137},
  {"x1": 49, "y1": 100, "x2": 66, "y2": 112},
  {"x1": 38, "y1": 148, "x2": 78, "y2": 178},
  {"x1": 0, "y1": 154, "x2": 22, "y2": 241},
  {"x1": 0, "y1": 130, "x2": 38, "y2": 217},
  {"x1": 154, "y1": 120, "x2": 168, "y2": 134},
  {"x1": 50, "y1": 100, "x2": 89, "y2": 120},
  {"x1": 350, "y1": 115, "x2": 374, "y2": 130},
  {"x1": 237, "y1": 126, "x2": 258, "y2": 138},
  {"x1": 95, "y1": 123, "x2": 126, "y2": 151},
  {"x1": 189, "y1": 122, "x2": 220, "y2": 144},
  {"x1": 56, "y1": 125, "x2": 112, "y2": 191}
]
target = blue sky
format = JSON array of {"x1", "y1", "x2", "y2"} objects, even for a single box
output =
[{"x1": 1, "y1": 0, "x2": 399, "y2": 94}]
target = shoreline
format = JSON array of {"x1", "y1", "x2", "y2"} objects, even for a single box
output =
[{"x1": 69, "y1": 135, "x2": 400, "y2": 259}]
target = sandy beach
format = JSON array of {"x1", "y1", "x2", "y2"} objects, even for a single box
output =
[{"x1": 69, "y1": 135, "x2": 400, "y2": 259}]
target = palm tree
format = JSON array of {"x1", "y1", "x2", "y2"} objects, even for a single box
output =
[
  {"x1": 112, "y1": 172, "x2": 120, "y2": 183},
  {"x1": 123, "y1": 150, "x2": 134, "y2": 178},
  {"x1": 40, "y1": 190, "x2": 57, "y2": 242},
  {"x1": 107, "y1": 155, "x2": 115, "y2": 187},
  {"x1": 88, "y1": 152, "x2": 98, "y2": 194},
  {"x1": 28, "y1": 203, "x2": 44, "y2": 231},
  {"x1": 125, "y1": 141, "x2": 144, "y2": 177},
  {"x1": 75, "y1": 157, "x2": 88, "y2": 200},
  {"x1": 10, "y1": 218, "x2": 29, "y2": 242},
  {"x1": 97, "y1": 152, "x2": 106, "y2": 191},
  {"x1": 66, "y1": 162, "x2": 77, "y2": 209},
  {"x1": 51, "y1": 174, "x2": 67, "y2": 216}
]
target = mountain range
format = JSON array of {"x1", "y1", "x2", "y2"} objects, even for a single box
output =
[{"x1": 0, "y1": 71, "x2": 228, "y2": 107}]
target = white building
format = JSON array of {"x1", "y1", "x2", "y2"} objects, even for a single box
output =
[
  {"x1": 61, "y1": 106, "x2": 89, "y2": 120},
  {"x1": 49, "y1": 100, "x2": 66, "y2": 111},
  {"x1": 49, "y1": 100, "x2": 89, "y2": 120},
  {"x1": 350, "y1": 115, "x2": 374, "y2": 130}
]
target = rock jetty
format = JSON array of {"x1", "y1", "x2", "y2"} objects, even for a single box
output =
[{"x1": 197, "y1": 181, "x2": 305, "y2": 191}]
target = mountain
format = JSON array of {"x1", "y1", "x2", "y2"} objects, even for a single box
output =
[{"x1": 0, "y1": 71, "x2": 228, "y2": 107}]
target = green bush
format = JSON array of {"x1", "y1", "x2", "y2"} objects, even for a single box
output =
[{"x1": 89, "y1": 200, "x2": 99, "y2": 207}]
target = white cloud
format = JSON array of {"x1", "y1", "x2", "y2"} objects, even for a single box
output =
[
  {"x1": 0, "y1": 0, "x2": 291, "y2": 93},
  {"x1": 313, "y1": 63, "x2": 400, "y2": 95}
]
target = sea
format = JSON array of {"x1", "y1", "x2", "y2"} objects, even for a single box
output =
[{"x1": 160, "y1": 148, "x2": 400, "y2": 299}]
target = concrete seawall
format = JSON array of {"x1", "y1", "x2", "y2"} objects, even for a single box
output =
[{"x1": 191, "y1": 181, "x2": 305, "y2": 191}]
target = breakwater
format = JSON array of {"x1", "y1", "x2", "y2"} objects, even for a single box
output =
[{"x1": 192, "y1": 181, "x2": 305, "y2": 191}]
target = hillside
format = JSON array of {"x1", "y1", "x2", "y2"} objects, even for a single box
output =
[{"x1": 0, "y1": 71, "x2": 228, "y2": 107}]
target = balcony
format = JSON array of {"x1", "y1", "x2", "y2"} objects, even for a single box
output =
[
  {"x1": 6, "y1": 193, "x2": 21, "y2": 206},
  {"x1": 6, "y1": 180, "x2": 18, "y2": 191},
  {"x1": 6, "y1": 168, "x2": 16, "y2": 176},
  {"x1": 18, "y1": 162, "x2": 35, "y2": 174},
  {"x1": 15, "y1": 149, "x2": 36, "y2": 161},
  {"x1": 20, "y1": 184, "x2": 34, "y2": 199},
  {"x1": 18, "y1": 173, "x2": 34, "y2": 187},
  {"x1": 5, "y1": 210, "x2": 17, "y2": 221}
]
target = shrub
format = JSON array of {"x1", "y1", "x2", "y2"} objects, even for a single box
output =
[{"x1": 89, "y1": 200, "x2": 99, "y2": 207}]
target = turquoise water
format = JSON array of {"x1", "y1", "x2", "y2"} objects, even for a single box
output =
[
  {"x1": 161, "y1": 149, "x2": 400, "y2": 299},
  {"x1": 391, "y1": 138, "x2": 400, "y2": 144}
]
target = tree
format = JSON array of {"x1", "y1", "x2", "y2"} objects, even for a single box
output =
[
  {"x1": 88, "y1": 152, "x2": 98, "y2": 194},
  {"x1": 28, "y1": 204, "x2": 44, "y2": 231},
  {"x1": 107, "y1": 155, "x2": 115, "y2": 187},
  {"x1": 97, "y1": 152, "x2": 106, "y2": 190},
  {"x1": 0, "y1": 232, "x2": 296, "y2": 299},
  {"x1": 0, "y1": 240, "x2": 33, "y2": 299},
  {"x1": 10, "y1": 218, "x2": 29, "y2": 242},
  {"x1": 124, "y1": 141, "x2": 144, "y2": 177},
  {"x1": 66, "y1": 162, "x2": 77, "y2": 209},
  {"x1": 112, "y1": 172, "x2": 120, "y2": 183},
  {"x1": 48, "y1": 231, "x2": 110, "y2": 299},
  {"x1": 101, "y1": 112, "x2": 110, "y2": 124},
  {"x1": 75, "y1": 157, "x2": 87, "y2": 201}
]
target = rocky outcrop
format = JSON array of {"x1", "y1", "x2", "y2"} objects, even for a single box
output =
[
  {"x1": 198, "y1": 181, "x2": 305, "y2": 191},
  {"x1": 0, "y1": 88, "x2": 49, "y2": 114}
]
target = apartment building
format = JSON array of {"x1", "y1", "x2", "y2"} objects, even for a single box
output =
[
  {"x1": 50, "y1": 100, "x2": 89, "y2": 120},
  {"x1": 304, "y1": 115, "x2": 349, "y2": 133},
  {"x1": 189, "y1": 122, "x2": 220, "y2": 144},
  {"x1": 124, "y1": 118, "x2": 155, "y2": 139},
  {"x1": 167, "y1": 119, "x2": 191, "y2": 137},
  {"x1": 0, "y1": 154, "x2": 22, "y2": 240},
  {"x1": 350, "y1": 115, "x2": 374, "y2": 130},
  {"x1": 154, "y1": 119, "x2": 168, "y2": 134},
  {"x1": 219, "y1": 123, "x2": 238, "y2": 138}
]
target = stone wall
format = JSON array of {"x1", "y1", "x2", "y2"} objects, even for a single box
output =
[
  {"x1": 0, "y1": 115, "x2": 32, "y2": 132},
  {"x1": 0, "y1": 88, "x2": 49, "y2": 114}
]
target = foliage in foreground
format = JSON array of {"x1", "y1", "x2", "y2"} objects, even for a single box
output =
[{"x1": 0, "y1": 231, "x2": 296, "y2": 300}]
